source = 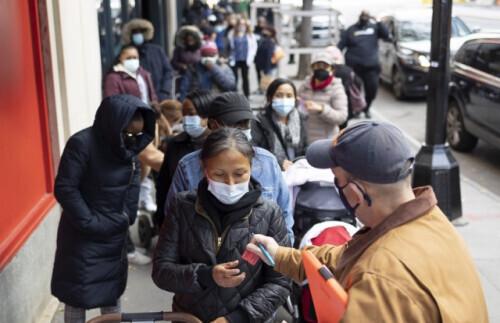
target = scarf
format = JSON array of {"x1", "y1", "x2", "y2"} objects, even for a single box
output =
[
  {"x1": 197, "y1": 177, "x2": 262, "y2": 234},
  {"x1": 271, "y1": 108, "x2": 302, "y2": 161},
  {"x1": 310, "y1": 74, "x2": 334, "y2": 91}
]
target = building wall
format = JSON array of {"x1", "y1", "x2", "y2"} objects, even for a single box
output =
[{"x1": 0, "y1": 0, "x2": 103, "y2": 322}]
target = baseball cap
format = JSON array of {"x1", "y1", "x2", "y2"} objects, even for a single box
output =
[
  {"x1": 311, "y1": 51, "x2": 334, "y2": 66},
  {"x1": 306, "y1": 121, "x2": 415, "y2": 184},
  {"x1": 208, "y1": 92, "x2": 256, "y2": 126}
]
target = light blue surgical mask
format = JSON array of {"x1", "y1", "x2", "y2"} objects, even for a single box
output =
[
  {"x1": 183, "y1": 115, "x2": 206, "y2": 138},
  {"x1": 272, "y1": 98, "x2": 296, "y2": 117},
  {"x1": 242, "y1": 128, "x2": 252, "y2": 142},
  {"x1": 132, "y1": 33, "x2": 144, "y2": 46}
]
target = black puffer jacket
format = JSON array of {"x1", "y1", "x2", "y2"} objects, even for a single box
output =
[
  {"x1": 152, "y1": 190, "x2": 291, "y2": 322},
  {"x1": 252, "y1": 109, "x2": 308, "y2": 168},
  {"x1": 51, "y1": 95, "x2": 156, "y2": 308}
]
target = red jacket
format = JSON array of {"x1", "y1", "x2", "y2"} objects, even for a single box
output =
[{"x1": 103, "y1": 66, "x2": 158, "y2": 103}]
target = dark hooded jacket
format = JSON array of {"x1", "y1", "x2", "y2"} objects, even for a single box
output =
[
  {"x1": 122, "y1": 19, "x2": 174, "y2": 100},
  {"x1": 152, "y1": 187, "x2": 291, "y2": 322},
  {"x1": 51, "y1": 95, "x2": 156, "y2": 309},
  {"x1": 171, "y1": 26, "x2": 203, "y2": 72}
]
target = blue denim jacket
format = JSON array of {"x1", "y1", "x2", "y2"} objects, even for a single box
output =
[{"x1": 164, "y1": 147, "x2": 294, "y2": 240}]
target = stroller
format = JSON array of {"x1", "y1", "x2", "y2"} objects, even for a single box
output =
[
  {"x1": 283, "y1": 158, "x2": 355, "y2": 247},
  {"x1": 86, "y1": 311, "x2": 201, "y2": 323}
]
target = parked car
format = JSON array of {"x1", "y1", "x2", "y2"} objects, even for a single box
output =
[
  {"x1": 447, "y1": 34, "x2": 500, "y2": 152},
  {"x1": 378, "y1": 9, "x2": 476, "y2": 99}
]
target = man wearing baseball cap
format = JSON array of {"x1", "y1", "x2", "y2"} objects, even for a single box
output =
[
  {"x1": 164, "y1": 92, "x2": 294, "y2": 240},
  {"x1": 248, "y1": 121, "x2": 487, "y2": 321}
]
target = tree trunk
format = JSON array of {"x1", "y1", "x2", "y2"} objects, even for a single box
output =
[{"x1": 297, "y1": 0, "x2": 313, "y2": 79}]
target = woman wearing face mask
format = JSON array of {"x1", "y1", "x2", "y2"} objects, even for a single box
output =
[
  {"x1": 297, "y1": 52, "x2": 348, "y2": 142},
  {"x1": 252, "y1": 78, "x2": 307, "y2": 171},
  {"x1": 171, "y1": 25, "x2": 203, "y2": 74},
  {"x1": 227, "y1": 18, "x2": 258, "y2": 98},
  {"x1": 103, "y1": 45, "x2": 158, "y2": 104},
  {"x1": 153, "y1": 127, "x2": 291, "y2": 323},
  {"x1": 154, "y1": 90, "x2": 214, "y2": 229}
]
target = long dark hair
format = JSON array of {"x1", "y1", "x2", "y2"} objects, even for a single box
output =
[
  {"x1": 201, "y1": 127, "x2": 255, "y2": 165},
  {"x1": 185, "y1": 89, "x2": 215, "y2": 118}
]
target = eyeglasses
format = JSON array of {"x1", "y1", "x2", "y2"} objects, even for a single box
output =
[{"x1": 123, "y1": 131, "x2": 143, "y2": 138}]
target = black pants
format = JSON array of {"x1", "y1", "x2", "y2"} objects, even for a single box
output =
[
  {"x1": 352, "y1": 66, "x2": 380, "y2": 112},
  {"x1": 232, "y1": 61, "x2": 250, "y2": 97}
]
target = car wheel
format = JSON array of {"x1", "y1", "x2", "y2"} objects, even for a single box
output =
[
  {"x1": 137, "y1": 212, "x2": 153, "y2": 249},
  {"x1": 392, "y1": 67, "x2": 406, "y2": 100},
  {"x1": 446, "y1": 100, "x2": 478, "y2": 152}
]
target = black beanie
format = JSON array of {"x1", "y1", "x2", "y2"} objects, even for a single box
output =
[{"x1": 208, "y1": 92, "x2": 255, "y2": 126}]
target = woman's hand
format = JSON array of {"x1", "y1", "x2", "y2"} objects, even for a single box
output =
[
  {"x1": 282, "y1": 159, "x2": 293, "y2": 171},
  {"x1": 211, "y1": 317, "x2": 229, "y2": 323},
  {"x1": 212, "y1": 260, "x2": 246, "y2": 288},
  {"x1": 304, "y1": 100, "x2": 324, "y2": 114},
  {"x1": 246, "y1": 234, "x2": 279, "y2": 265}
]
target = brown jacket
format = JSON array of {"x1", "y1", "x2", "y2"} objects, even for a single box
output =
[{"x1": 275, "y1": 187, "x2": 488, "y2": 322}]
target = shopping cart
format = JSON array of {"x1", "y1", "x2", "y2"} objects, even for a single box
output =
[{"x1": 86, "y1": 311, "x2": 201, "y2": 323}]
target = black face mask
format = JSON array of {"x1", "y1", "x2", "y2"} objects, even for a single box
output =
[
  {"x1": 313, "y1": 69, "x2": 330, "y2": 82},
  {"x1": 334, "y1": 178, "x2": 372, "y2": 217},
  {"x1": 122, "y1": 132, "x2": 143, "y2": 150},
  {"x1": 186, "y1": 44, "x2": 199, "y2": 51}
]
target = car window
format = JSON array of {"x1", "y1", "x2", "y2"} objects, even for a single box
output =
[
  {"x1": 397, "y1": 20, "x2": 431, "y2": 42},
  {"x1": 474, "y1": 43, "x2": 500, "y2": 77},
  {"x1": 455, "y1": 42, "x2": 480, "y2": 66},
  {"x1": 453, "y1": 17, "x2": 472, "y2": 37}
]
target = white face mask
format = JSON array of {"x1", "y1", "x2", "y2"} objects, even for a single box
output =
[
  {"x1": 123, "y1": 58, "x2": 140, "y2": 74},
  {"x1": 202, "y1": 56, "x2": 218, "y2": 66},
  {"x1": 207, "y1": 177, "x2": 250, "y2": 205}
]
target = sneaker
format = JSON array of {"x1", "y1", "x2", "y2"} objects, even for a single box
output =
[
  {"x1": 127, "y1": 250, "x2": 152, "y2": 265},
  {"x1": 139, "y1": 177, "x2": 157, "y2": 212}
]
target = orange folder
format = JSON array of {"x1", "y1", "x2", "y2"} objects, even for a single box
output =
[{"x1": 302, "y1": 250, "x2": 348, "y2": 323}]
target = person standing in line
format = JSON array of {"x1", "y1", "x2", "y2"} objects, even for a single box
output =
[
  {"x1": 337, "y1": 10, "x2": 390, "y2": 118},
  {"x1": 122, "y1": 18, "x2": 174, "y2": 101},
  {"x1": 155, "y1": 90, "x2": 215, "y2": 229},
  {"x1": 153, "y1": 127, "x2": 291, "y2": 323},
  {"x1": 297, "y1": 52, "x2": 348, "y2": 142},
  {"x1": 51, "y1": 95, "x2": 156, "y2": 323},
  {"x1": 254, "y1": 27, "x2": 278, "y2": 93},
  {"x1": 171, "y1": 25, "x2": 203, "y2": 76},
  {"x1": 252, "y1": 78, "x2": 307, "y2": 171},
  {"x1": 227, "y1": 17, "x2": 258, "y2": 97},
  {"x1": 103, "y1": 45, "x2": 161, "y2": 265}
]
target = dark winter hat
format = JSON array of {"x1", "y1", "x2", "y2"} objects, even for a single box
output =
[
  {"x1": 208, "y1": 92, "x2": 256, "y2": 126},
  {"x1": 306, "y1": 121, "x2": 415, "y2": 184}
]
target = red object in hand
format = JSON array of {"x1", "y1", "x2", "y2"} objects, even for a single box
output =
[{"x1": 242, "y1": 249, "x2": 260, "y2": 266}]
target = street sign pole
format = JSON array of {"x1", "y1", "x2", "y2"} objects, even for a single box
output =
[{"x1": 412, "y1": 0, "x2": 462, "y2": 221}]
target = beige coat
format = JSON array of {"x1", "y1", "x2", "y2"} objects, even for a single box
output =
[
  {"x1": 298, "y1": 76, "x2": 348, "y2": 142},
  {"x1": 275, "y1": 187, "x2": 488, "y2": 322}
]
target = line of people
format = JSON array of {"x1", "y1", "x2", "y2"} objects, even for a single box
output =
[{"x1": 48, "y1": 5, "x2": 488, "y2": 323}]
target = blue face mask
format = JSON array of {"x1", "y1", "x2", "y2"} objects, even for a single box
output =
[
  {"x1": 132, "y1": 33, "x2": 144, "y2": 46},
  {"x1": 183, "y1": 115, "x2": 206, "y2": 138},
  {"x1": 272, "y1": 98, "x2": 296, "y2": 117}
]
